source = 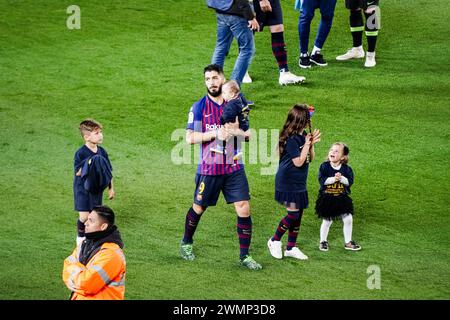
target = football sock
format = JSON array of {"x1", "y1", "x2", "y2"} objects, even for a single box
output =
[
  {"x1": 342, "y1": 214, "x2": 353, "y2": 243},
  {"x1": 364, "y1": 10, "x2": 378, "y2": 52},
  {"x1": 272, "y1": 210, "x2": 300, "y2": 241},
  {"x1": 237, "y1": 216, "x2": 252, "y2": 259},
  {"x1": 350, "y1": 10, "x2": 364, "y2": 48},
  {"x1": 286, "y1": 211, "x2": 303, "y2": 250},
  {"x1": 77, "y1": 219, "x2": 85, "y2": 237},
  {"x1": 320, "y1": 219, "x2": 333, "y2": 243},
  {"x1": 182, "y1": 207, "x2": 202, "y2": 244},
  {"x1": 271, "y1": 32, "x2": 289, "y2": 71}
]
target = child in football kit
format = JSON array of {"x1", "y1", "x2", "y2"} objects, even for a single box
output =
[
  {"x1": 267, "y1": 104, "x2": 321, "y2": 260},
  {"x1": 210, "y1": 80, "x2": 250, "y2": 161},
  {"x1": 315, "y1": 142, "x2": 361, "y2": 251},
  {"x1": 73, "y1": 119, "x2": 114, "y2": 247}
]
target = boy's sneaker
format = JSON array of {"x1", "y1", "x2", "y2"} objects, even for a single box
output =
[
  {"x1": 336, "y1": 47, "x2": 365, "y2": 61},
  {"x1": 299, "y1": 55, "x2": 311, "y2": 69},
  {"x1": 310, "y1": 52, "x2": 328, "y2": 66},
  {"x1": 319, "y1": 241, "x2": 329, "y2": 252},
  {"x1": 364, "y1": 51, "x2": 376, "y2": 68},
  {"x1": 242, "y1": 71, "x2": 252, "y2": 84},
  {"x1": 344, "y1": 240, "x2": 361, "y2": 251},
  {"x1": 279, "y1": 69, "x2": 306, "y2": 86},
  {"x1": 284, "y1": 247, "x2": 308, "y2": 260},
  {"x1": 180, "y1": 242, "x2": 195, "y2": 260},
  {"x1": 239, "y1": 255, "x2": 262, "y2": 270},
  {"x1": 267, "y1": 238, "x2": 282, "y2": 259}
]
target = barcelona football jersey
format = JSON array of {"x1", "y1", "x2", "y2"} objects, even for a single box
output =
[{"x1": 186, "y1": 95, "x2": 244, "y2": 175}]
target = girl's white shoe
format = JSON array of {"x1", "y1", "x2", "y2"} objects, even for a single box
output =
[{"x1": 284, "y1": 247, "x2": 308, "y2": 260}]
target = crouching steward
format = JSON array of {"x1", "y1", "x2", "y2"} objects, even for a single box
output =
[{"x1": 63, "y1": 205, "x2": 126, "y2": 300}]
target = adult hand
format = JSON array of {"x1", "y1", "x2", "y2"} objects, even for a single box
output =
[
  {"x1": 217, "y1": 127, "x2": 231, "y2": 141},
  {"x1": 248, "y1": 18, "x2": 260, "y2": 31},
  {"x1": 259, "y1": 0, "x2": 272, "y2": 12},
  {"x1": 75, "y1": 168, "x2": 81, "y2": 176},
  {"x1": 224, "y1": 117, "x2": 240, "y2": 137}
]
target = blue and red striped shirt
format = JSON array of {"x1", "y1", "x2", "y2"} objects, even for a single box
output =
[{"x1": 186, "y1": 95, "x2": 244, "y2": 175}]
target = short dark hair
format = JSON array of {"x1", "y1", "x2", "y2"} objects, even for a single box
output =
[
  {"x1": 92, "y1": 205, "x2": 115, "y2": 226},
  {"x1": 203, "y1": 64, "x2": 223, "y2": 75},
  {"x1": 79, "y1": 119, "x2": 102, "y2": 137}
]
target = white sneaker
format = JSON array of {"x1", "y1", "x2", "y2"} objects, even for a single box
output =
[
  {"x1": 267, "y1": 238, "x2": 283, "y2": 259},
  {"x1": 364, "y1": 51, "x2": 376, "y2": 68},
  {"x1": 336, "y1": 47, "x2": 365, "y2": 61},
  {"x1": 284, "y1": 247, "x2": 308, "y2": 260},
  {"x1": 76, "y1": 236, "x2": 85, "y2": 247},
  {"x1": 279, "y1": 70, "x2": 306, "y2": 86},
  {"x1": 242, "y1": 71, "x2": 252, "y2": 84}
]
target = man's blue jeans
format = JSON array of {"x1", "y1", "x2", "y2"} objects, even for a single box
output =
[
  {"x1": 298, "y1": 0, "x2": 337, "y2": 54},
  {"x1": 211, "y1": 13, "x2": 255, "y2": 84}
]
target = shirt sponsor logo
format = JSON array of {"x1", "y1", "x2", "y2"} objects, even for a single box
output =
[{"x1": 205, "y1": 123, "x2": 222, "y2": 131}]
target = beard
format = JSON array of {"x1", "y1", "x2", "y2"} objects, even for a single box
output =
[{"x1": 207, "y1": 86, "x2": 222, "y2": 97}]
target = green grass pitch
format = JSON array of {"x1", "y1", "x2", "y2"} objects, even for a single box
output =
[{"x1": 0, "y1": 0, "x2": 449, "y2": 299}]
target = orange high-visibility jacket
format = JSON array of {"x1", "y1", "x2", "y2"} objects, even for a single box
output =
[{"x1": 62, "y1": 242, "x2": 126, "y2": 300}]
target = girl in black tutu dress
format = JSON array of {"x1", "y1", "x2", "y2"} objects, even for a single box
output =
[
  {"x1": 315, "y1": 142, "x2": 361, "y2": 251},
  {"x1": 267, "y1": 104, "x2": 321, "y2": 260}
]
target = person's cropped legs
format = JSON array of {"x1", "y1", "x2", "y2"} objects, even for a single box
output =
[{"x1": 212, "y1": 14, "x2": 235, "y2": 68}]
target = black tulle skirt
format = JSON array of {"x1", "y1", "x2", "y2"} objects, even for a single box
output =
[
  {"x1": 275, "y1": 190, "x2": 309, "y2": 209},
  {"x1": 315, "y1": 193, "x2": 353, "y2": 220}
]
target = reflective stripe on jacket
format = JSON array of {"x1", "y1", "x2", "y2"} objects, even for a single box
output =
[{"x1": 63, "y1": 242, "x2": 126, "y2": 300}]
